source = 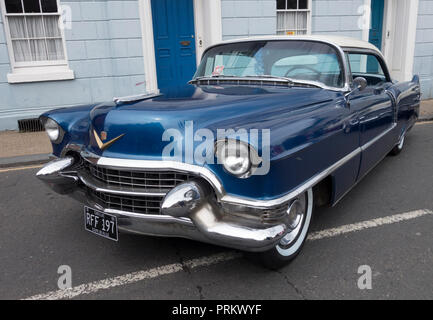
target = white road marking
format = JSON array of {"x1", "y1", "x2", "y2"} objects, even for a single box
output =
[
  {"x1": 24, "y1": 209, "x2": 432, "y2": 300},
  {"x1": 0, "y1": 164, "x2": 43, "y2": 173},
  {"x1": 308, "y1": 209, "x2": 433, "y2": 241},
  {"x1": 24, "y1": 251, "x2": 242, "y2": 300}
]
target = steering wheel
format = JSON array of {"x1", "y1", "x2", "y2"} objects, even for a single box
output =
[{"x1": 284, "y1": 65, "x2": 321, "y2": 79}]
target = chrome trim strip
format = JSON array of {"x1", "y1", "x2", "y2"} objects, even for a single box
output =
[
  {"x1": 221, "y1": 147, "x2": 362, "y2": 209},
  {"x1": 103, "y1": 208, "x2": 194, "y2": 226},
  {"x1": 82, "y1": 124, "x2": 396, "y2": 210},
  {"x1": 96, "y1": 157, "x2": 227, "y2": 199},
  {"x1": 190, "y1": 76, "x2": 342, "y2": 92},
  {"x1": 113, "y1": 92, "x2": 161, "y2": 104},
  {"x1": 95, "y1": 147, "x2": 362, "y2": 209},
  {"x1": 361, "y1": 123, "x2": 397, "y2": 151}
]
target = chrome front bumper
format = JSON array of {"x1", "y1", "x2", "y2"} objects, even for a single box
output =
[{"x1": 37, "y1": 156, "x2": 293, "y2": 252}]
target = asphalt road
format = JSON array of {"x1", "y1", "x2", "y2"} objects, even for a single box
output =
[{"x1": 1, "y1": 122, "x2": 433, "y2": 300}]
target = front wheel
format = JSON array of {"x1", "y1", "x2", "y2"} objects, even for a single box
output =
[{"x1": 256, "y1": 188, "x2": 314, "y2": 269}]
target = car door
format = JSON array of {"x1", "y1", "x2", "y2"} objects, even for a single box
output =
[{"x1": 345, "y1": 50, "x2": 396, "y2": 179}]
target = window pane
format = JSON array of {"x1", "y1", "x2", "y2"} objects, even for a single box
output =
[
  {"x1": 44, "y1": 16, "x2": 61, "y2": 37},
  {"x1": 348, "y1": 53, "x2": 386, "y2": 85},
  {"x1": 41, "y1": 0, "x2": 58, "y2": 13},
  {"x1": 277, "y1": 11, "x2": 296, "y2": 34},
  {"x1": 277, "y1": 0, "x2": 286, "y2": 10},
  {"x1": 5, "y1": 0, "x2": 23, "y2": 13},
  {"x1": 12, "y1": 40, "x2": 31, "y2": 62},
  {"x1": 299, "y1": 0, "x2": 308, "y2": 9},
  {"x1": 348, "y1": 53, "x2": 384, "y2": 75},
  {"x1": 46, "y1": 39, "x2": 64, "y2": 60},
  {"x1": 196, "y1": 40, "x2": 344, "y2": 87},
  {"x1": 297, "y1": 11, "x2": 307, "y2": 31},
  {"x1": 24, "y1": 0, "x2": 41, "y2": 13},
  {"x1": 8, "y1": 17, "x2": 27, "y2": 39},
  {"x1": 26, "y1": 16, "x2": 45, "y2": 38},
  {"x1": 287, "y1": 0, "x2": 297, "y2": 9},
  {"x1": 30, "y1": 39, "x2": 48, "y2": 60}
]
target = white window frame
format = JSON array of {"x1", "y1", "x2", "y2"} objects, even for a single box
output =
[
  {"x1": 0, "y1": 0, "x2": 74, "y2": 83},
  {"x1": 276, "y1": 0, "x2": 312, "y2": 35}
]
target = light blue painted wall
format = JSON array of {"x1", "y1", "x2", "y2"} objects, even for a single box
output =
[
  {"x1": 0, "y1": 0, "x2": 146, "y2": 130},
  {"x1": 413, "y1": 0, "x2": 433, "y2": 99},
  {"x1": 221, "y1": 0, "x2": 365, "y2": 40},
  {"x1": 221, "y1": 0, "x2": 276, "y2": 40},
  {"x1": 311, "y1": 0, "x2": 364, "y2": 39}
]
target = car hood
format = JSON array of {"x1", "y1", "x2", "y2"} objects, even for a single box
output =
[{"x1": 82, "y1": 84, "x2": 336, "y2": 158}]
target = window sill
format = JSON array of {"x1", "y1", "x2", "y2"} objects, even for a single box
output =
[{"x1": 7, "y1": 66, "x2": 75, "y2": 84}]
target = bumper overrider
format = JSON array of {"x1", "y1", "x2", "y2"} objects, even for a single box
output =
[{"x1": 36, "y1": 152, "x2": 296, "y2": 252}]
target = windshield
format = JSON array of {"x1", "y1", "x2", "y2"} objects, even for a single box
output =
[{"x1": 194, "y1": 40, "x2": 345, "y2": 88}]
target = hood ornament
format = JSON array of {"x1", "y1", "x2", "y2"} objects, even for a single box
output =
[{"x1": 93, "y1": 130, "x2": 125, "y2": 151}]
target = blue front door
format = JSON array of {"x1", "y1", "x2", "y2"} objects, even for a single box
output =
[
  {"x1": 369, "y1": 0, "x2": 384, "y2": 50},
  {"x1": 151, "y1": 0, "x2": 197, "y2": 92}
]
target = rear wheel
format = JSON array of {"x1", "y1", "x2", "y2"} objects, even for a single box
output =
[
  {"x1": 256, "y1": 188, "x2": 313, "y2": 269},
  {"x1": 389, "y1": 132, "x2": 406, "y2": 156}
]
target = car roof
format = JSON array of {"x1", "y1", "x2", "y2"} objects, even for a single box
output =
[{"x1": 213, "y1": 35, "x2": 382, "y2": 55}]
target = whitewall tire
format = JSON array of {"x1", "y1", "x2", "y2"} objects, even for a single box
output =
[{"x1": 257, "y1": 188, "x2": 314, "y2": 269}]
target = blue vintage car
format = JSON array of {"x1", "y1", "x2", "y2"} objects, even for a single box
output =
[{"x1": 37, "y1": 36, "x2": 420, "y2": 268}]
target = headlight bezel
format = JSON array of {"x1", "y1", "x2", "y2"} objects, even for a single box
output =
[
  {"x1": 41, "y1": 117, "x2": 65, "y2": 144},
  {"x1": 215, "y1": 139, "x2": 262, "y2": 179}
]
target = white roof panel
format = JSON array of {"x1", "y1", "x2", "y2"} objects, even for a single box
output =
[{"x1": 215, "y1": 35, "x2": 382, "y2": 55}]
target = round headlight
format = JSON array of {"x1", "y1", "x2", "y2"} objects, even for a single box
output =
[
  {"x1": 215, "y1": 140, "x2": 253, "y2": 178},
  {"x1": 44, "y1": 118, "x2": 64, "y2": 144}
]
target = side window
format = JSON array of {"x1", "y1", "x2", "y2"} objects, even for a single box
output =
[{"x1": 347, "y1": 52, "x2": 388, "y2": 86}]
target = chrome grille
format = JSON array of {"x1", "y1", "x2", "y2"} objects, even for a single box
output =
[
  {"x1": 84, "y1": 161, "x2": 193, "y2": 191},
  {"x1": 89, "y1": 188, "x2": 164, "y2": 215}
]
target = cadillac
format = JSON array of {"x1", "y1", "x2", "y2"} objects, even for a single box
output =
[{"x1": 37, "y1": 36, "x2": 420, "y2": 268}]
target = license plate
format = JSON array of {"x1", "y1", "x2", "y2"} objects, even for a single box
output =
[{"x1": 84, "y1": 207, "x2": 118, "y2": 241}]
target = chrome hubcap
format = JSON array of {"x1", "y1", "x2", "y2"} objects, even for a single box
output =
[
  {"x1": 398, "y1": 135, "x2": 405, "y2": 150},
  {"x1": 279, "y1": 195, "x2": 306, "y2": 247}
]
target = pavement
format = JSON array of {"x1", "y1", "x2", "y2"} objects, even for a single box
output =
[
  {"x1": 0, "y1": 131, "x2": 51, "y2": 167},
  {"x1": 0, "y1": 99, "x2": 432, "y2": 168},
  {"x1": 0, "y1": 121, "x2": 432, "y2": 299}
]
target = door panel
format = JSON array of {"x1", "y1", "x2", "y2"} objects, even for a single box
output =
[
  {"x1": 349, "y1": 88, "x2": 394, "y2": 179},
  {"x1": 151, "y1": 0, "x2": 197, "y2": 91}
]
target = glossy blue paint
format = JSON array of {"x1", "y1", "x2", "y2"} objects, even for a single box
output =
[
  {"x1": 41, "y1": 40, "x2": 421, "y2": 205},
  {"x1": 151, "y1": 0, "x2": 197, "y2": 91}
]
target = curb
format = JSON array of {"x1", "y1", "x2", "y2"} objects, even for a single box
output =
[
  {"x1": 418, "y1": 117, "x2": 433, "y2": 123},
  {"x1": 0, "y1": 153, "x2": 51, "y2": 169}
]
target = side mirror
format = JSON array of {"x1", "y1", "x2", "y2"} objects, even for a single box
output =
[
  {"x1": 344, "y1": 77, "x2": 368, "y2": 107},
  {"x1": 353, "y1": 77, "x2": 367, "y2": 91}
]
